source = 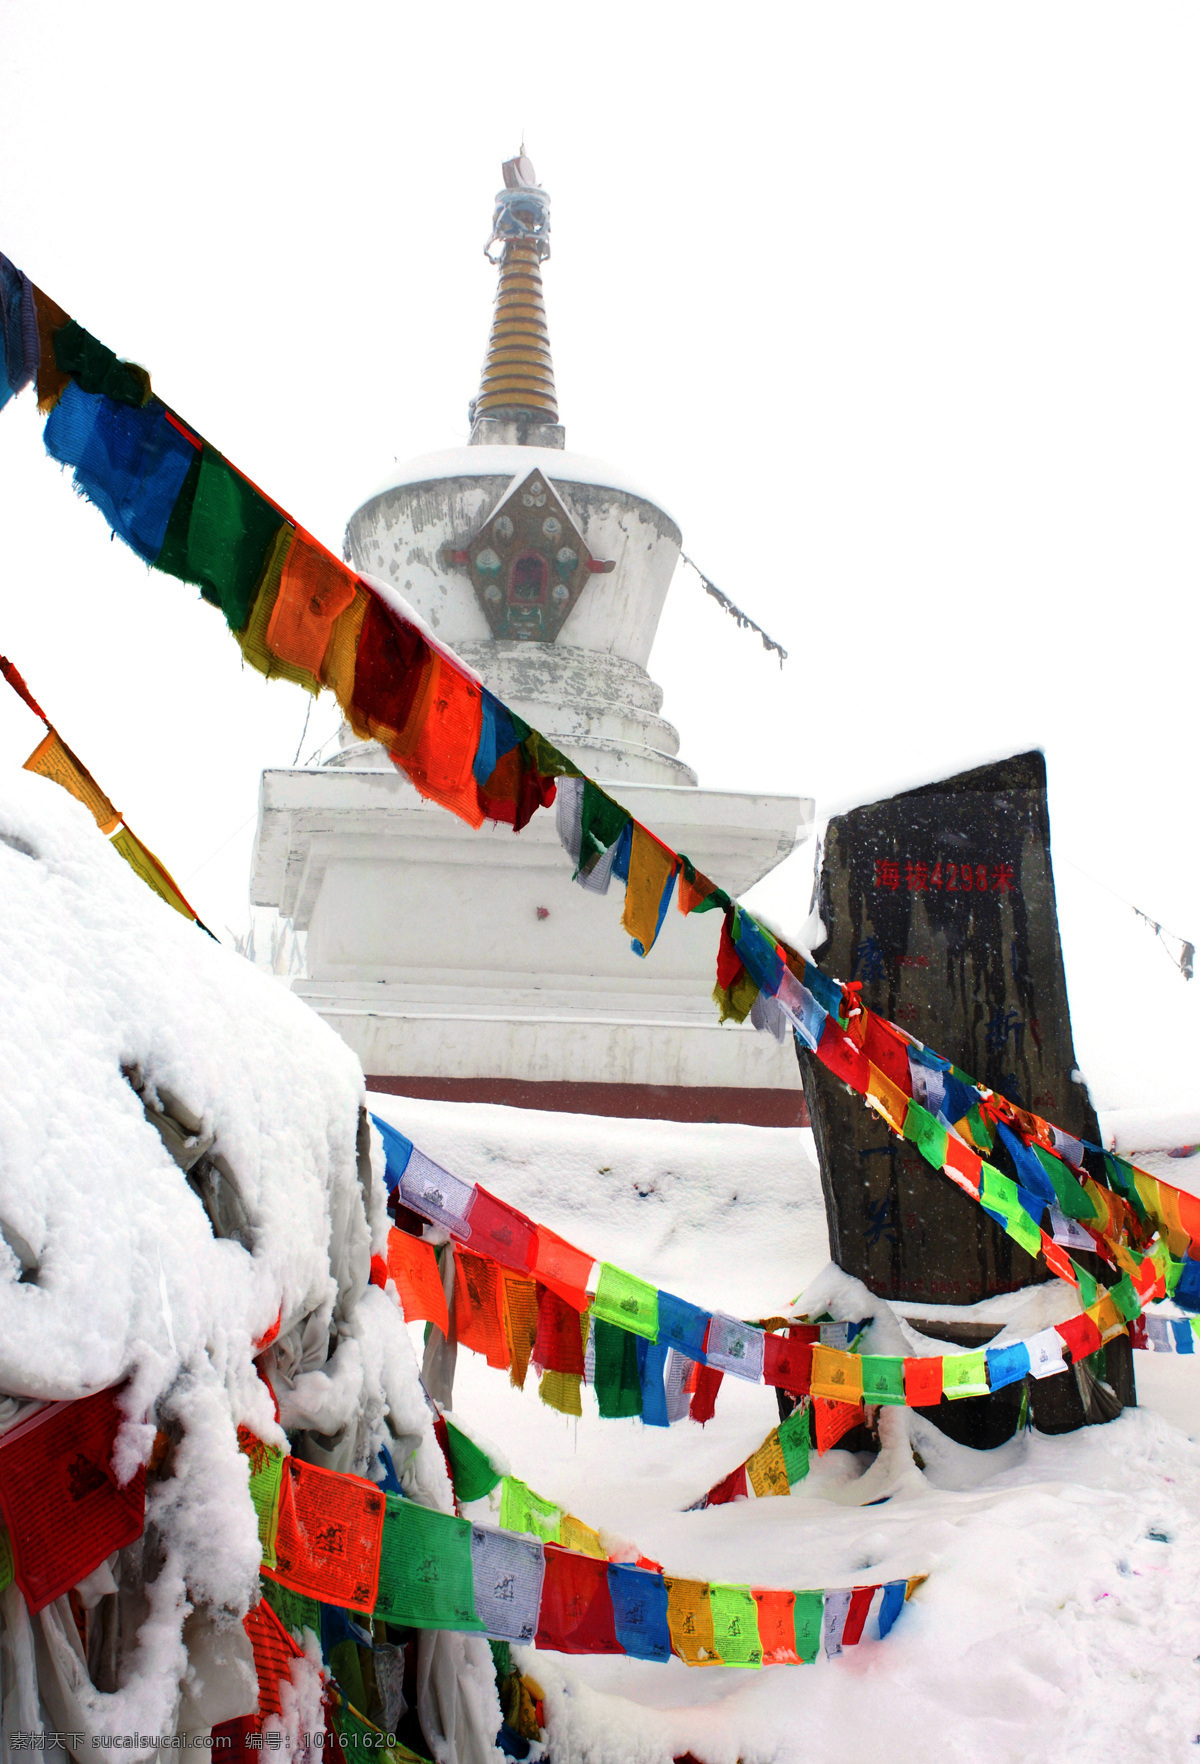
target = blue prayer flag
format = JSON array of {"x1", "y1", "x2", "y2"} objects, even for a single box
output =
[
  {"x1": 1175, "y1": 1257, "x2": 1200, "y2": 1314},
  {"x1": 985, "y1": 1340, "x2": 1031, "y2": 1390},
  {"x1": 607, "y1": 1562, "x2": 671, "y2": 1663},
  {"x1": 637, "y1": 1337, "x2": 670, "y2": 1427},
  {"x1": 997, "y1": 1123, "x2": 1057, "y2": 1207},
  {"x1": 734, "y1": 913, "x2": 784, "y2": 996},
  {"x1": 44, "y1": 383, "x2": 196, "y2": 563},
  {"x1": 1172, "y1": 1320, "x2": 1195, "y2": 1355},
  {"x1": 370, "y1": 1112, "x2": 414, "y2": 1192},
  {"x1": 656, "y1": 1291, "x2": 710, "y2": 1364},
  {"x1": 473, "y1": 689, "x2": 523, "y2": 786},
  {"x1": 877, "y1": 1579, "x2": 906, "y2": 1639}
]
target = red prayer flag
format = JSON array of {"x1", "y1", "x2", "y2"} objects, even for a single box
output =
[
  {"x1": 752, "y1": 1589, "x2": 799, "y2": 1664},
  {"x1": 943, "y1": 1135, "x2": 982, "y2": 1197},
  {"x1": 763, "y1": 1330, "x2": 813, "y2": 1395},
  {"x1": 703, "y1": 1464, "x2": 747, "y2": 1507},
  {"x1": 903, "y1": 1357, "x2": 944, "y2": 1408},
  {"x1": 812, "y1": 1397, "x2": 865, "y2": 1455},
  {"x1": 862, "y1": 1013, "x2": 912, "y2": 1097},
  {"x1": 386, "y1": 1229, "x2": 449, "y2": 1334},
  {"x1": 535, "y1": 1544, "x2": 623, "y2": 1654},
  {"x1": 842, "y1": 1584, "x2": 878, "y2": 1646},
  {"x1": 244, "y1": 1598, "x2": 304, "y2": 1717},
  {"x1": 463, "y1": 1186, "x2": 536, "y2": 1274},
  {"x1": 530, "y1": 1225, "x2": 594, "y2": 1312},
  {"x1": 453, "y1": 1249, "x2": 510, "y2": 1369},
  {"x1": 348, "y1": 596, "x2": 435, "y2": 752},
  {"x1": 266, "y1": 1456, "x2": 384, "y2": 1612},
  {"x1": 689, "y1": 1364, "x2": 724, "y2": 1425},
  {"x1": 392, "y1": 650, "x2": 486, "y2": 829},
  {"x1": 1040, "y1": 1233, "x2": 1077, "y2": 1285},
  {"x1": 1055, "y1": 1312, "x2": 1104, "y2": 1364},
  {"x1": 0, "y1": 1385, "x2": 147, "y2": 1612},
  {"x1": 815, "y1": 1017, "x2": 870, "y2": 1092},
  {"x1": 532, "y1": 1286, "x2": 586, "y2": 1375},
  {"x1": 716, "y1": 913, "x2": 744, "y2": 991}
]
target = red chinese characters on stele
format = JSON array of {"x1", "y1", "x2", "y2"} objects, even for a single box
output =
[{"x1": 873, "y1": 859, "x2": 1017, "y2": 895}]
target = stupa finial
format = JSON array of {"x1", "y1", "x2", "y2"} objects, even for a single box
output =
[{"x1": 469, "y1": 153, "x2": 562, "y2": 445}]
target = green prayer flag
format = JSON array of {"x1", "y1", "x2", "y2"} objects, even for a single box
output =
[
  {"x1": 1032, "y1": 1144, "x2": 1098, "y2": 1222},
  {"x1": 708, "y1": 1584, "x2": 762, "y2": 1668},
  {"x1": 778, "y1": 1403, "x2": 811, "y2": 1484},
  {"x1": 444, "y1": 1420, "x2": 501, "y2": 1504},
  {"x1": 330, "y1": 1640, "x2": 369, "y2": 1716},
  {"x1": 902, "y1": 1101, "x2": 949, "y2": 1171},
  {"x1": 980, "y1": 1165, "x2": 1041, "y2": 1256},
  {"x1": 793, "y1": 1590, "x2": 823, "y2": 1663},
  {"x1": 498, "y1": 1476, "x2": 561, "y2": 1544},
  {"x1": 334, "y1": 1698, "x2": 432, "y2": 1764},
  {"x1": 592, "y1": 1318, "x2": 643, "y2": 1418},
  {"x1": 962, "y1": 1102, "x2": 994, "y2": 1152},
  {"x1": 374, "y1": 1496, "x2": 484, "y2": 1631},
  {"x1": 0, "y1": 1525, "x2": 12, "y2": 1594},
  {"x1": 860, "y1": 1355, "x2": 907, "y2": 1404},
  {"x1": 157, "y1": 444, "x2": 282, "y2": 633},
  {"x1": 1107, "y1": 1274, "x2": 1141, "y2": 1323},
  {"x1": 1070, "y1": 1261, "x2": 1099, "y2": 1310},
  {"x1": 259, "y1": 1574, "x2": 320, "y2": 1644},
  {"x1": 941, "y1": 1349, "x2": 989, "y2": 1400},
  {"x1": 522, "y1": 729, "x2": 581, "y2": 779},
  {"x1": 245, "y1": 1438, "x2": 284, "y2": 1568},
  {"x1": 53, "y1": 320, "x2": 152, "y2": 406},
  {"x1": 578, "y1": 781, "x2": 630, "y2": 871},
  {"x1": 591, "y1": 1263, "x2": 659, "y2": 1341}
]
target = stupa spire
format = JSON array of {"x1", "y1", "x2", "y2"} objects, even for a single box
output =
[{"x1": 469, "y1": 154, "x2": 563, "y2": 447}]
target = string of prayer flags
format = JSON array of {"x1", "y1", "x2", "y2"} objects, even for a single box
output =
[
  {"x1": 13, "y1": 254, "x2": 1196, "y2": 1355},
  {"x1": 386, "y1": 1228, "x2": 449, "y2": 1334},
  {"x1": 4, "y1": 662, "x2": 207, "y2": 928},
  {"x1": 0, "y1": 1385, "x2": 147, "y2": 1612},
  {"x1": 267, "y1": 1456, "x2": 384, "y2": 1613},
  {"x1": 374, "y1": 1496, "x2": 483, "y2": 1632}
]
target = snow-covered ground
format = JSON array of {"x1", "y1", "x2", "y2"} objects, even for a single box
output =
[{"x1": 373, "y1": 1092, "x2": 1200, "y2": 1763}]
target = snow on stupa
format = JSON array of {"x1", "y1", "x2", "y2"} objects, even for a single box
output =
[{"x1": 251, "y1": 155, "x2": 812, "y2": 1125}]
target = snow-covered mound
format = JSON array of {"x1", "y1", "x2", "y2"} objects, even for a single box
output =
[
  {"x1": 0, "y1": 774, "x2": 480, "y2": 1752},
  {"x1": 373, "y1": 1093, "x2": 1200, "y2": 1764}
]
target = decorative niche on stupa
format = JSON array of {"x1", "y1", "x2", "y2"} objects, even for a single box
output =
[{"x1": 445, "y1": 466, "x2": 614, "y2": 642}]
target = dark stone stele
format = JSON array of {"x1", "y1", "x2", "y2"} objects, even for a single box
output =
[{"x1": 797, "y1": 750, "x2": 1133, "y2": 1436}]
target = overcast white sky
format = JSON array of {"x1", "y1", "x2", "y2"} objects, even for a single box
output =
[{"x1": 0, "y1": 2, "x2": 1196, "y2": 1111}]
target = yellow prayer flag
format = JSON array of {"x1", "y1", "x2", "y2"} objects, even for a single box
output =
[
  {"x1": 809, "y1": 1344, "x2": 864, "y2": 1404},
  {"x1": 745, "y1": 1431, "x2": 791, "y2": 1499},
  {"x1": 1087, "y1": 1295, "x2": 1126, "y2": 1342},
  {"x1": 867, "y1": 1063, "x2": 909, "y2": 1135},
  {"x1": 322, "y1": 588, "x2": 370, "y2": 725},
  {"x1": 905, "y1": 1574, "x2": 928, "y2": 1601},
  {"x1": 558, "y1": 1514, "x2": 607, "y2": 1559},
  {"x1": 621, "y1": 822, "x2": 678, "y2": 956},
  {"x1": 109, "y1": 827, "x2": 199, "y2": 922},
  {"x1": 664, "y1": 1576, "x2": 719, "y2": 1667}
]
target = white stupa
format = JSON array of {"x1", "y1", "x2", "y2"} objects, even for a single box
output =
[{"x1": 251, "y1": 155, "x2": 812, "y2": 1124}]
